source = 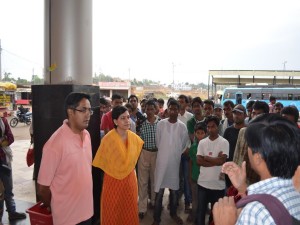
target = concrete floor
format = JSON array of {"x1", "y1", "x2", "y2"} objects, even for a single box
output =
[{"x1": 3, "y1": 121, "x2": 203, "y2": 225}]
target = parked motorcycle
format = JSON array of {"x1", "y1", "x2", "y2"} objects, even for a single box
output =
[{"x1": 10, "y1": 108, "x2": 32, "y2": 127}]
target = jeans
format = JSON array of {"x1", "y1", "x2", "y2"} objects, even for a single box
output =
[
  {"x1": 153, "y1": 188, "x2": 178, "y2": 223},
  {"x1": 181, "y1": 154, "x2": 192, "y2": 204},
  {"x1": 197, "y1": 185, "x2": 225, "y2": 225},
  {"x1": 0, "y1": 169, "x2": 16, "y2": 213}
]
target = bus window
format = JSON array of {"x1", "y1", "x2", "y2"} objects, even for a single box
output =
[
  {"x1": 296, "y1": 95, "x2": 300, "y2": 100},
  {"x1": 288, "y1": 94, "x2": 293, "y2": 100},
  {"x1": 236, "y1": 93, "x2": 242, "y2": 104}
]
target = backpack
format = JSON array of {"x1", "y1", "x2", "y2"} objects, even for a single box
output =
[{"x1": 236, "y1": 194, "x2": 300, "y2": 225}]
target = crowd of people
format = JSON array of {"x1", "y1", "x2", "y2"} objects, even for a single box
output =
[{"x1": 2, "y1": 92, "x2": 299, "y2": 225}]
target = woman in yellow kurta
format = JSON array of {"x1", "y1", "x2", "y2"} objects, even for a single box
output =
[{"x1": 93, "y1": 105, "x2": 143, "y2": 225}]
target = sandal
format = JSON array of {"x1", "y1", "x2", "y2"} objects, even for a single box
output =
[{"x1": 171, "y1": 214, "x2": 183, "y2": 225}]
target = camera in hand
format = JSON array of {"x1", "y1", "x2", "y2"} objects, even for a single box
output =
[{"x1": 136, "y1": 111, "x2": 147, "y2": 133}]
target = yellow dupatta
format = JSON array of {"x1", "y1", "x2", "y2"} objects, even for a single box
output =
[{"x1": 93, "y1": 129, "x2": 144, "y2": 180}]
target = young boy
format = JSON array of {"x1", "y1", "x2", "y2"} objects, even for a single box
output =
[
  {"x1": 188, "y1": 122, "x2": 207, "y2": 224},
  {"x1": 138, "y1": 100, "x2": 160, "y2": 219}
]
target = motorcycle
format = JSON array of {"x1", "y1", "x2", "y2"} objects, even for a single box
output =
[{"x1": 10, "y1": 108, "x2": 32, "y2": 127}]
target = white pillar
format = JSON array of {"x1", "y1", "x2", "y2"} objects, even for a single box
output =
[{"x1": 44, "y1": 0, "x2": 92, "y2": 85}]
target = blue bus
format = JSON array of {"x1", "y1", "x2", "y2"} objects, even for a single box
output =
[{"x1": 221, "y1": 86, "x2": 300, "y2": 110}]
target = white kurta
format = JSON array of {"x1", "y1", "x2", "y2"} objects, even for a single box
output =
[{"x1": 154, "y1": 118, "x2": 190, "y2": 192}]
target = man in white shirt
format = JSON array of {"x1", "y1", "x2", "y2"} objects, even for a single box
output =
[{"x1": 197, "y1": 115, "x2": 229, "y2": 225}]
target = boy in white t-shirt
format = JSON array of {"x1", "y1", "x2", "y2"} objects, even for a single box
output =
[{"x1": 196, "y1": 115, "x2": 229, "y2": 225}]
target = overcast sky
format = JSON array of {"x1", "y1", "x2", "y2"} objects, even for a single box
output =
[{"x1": 1, "y1": 0, "x2": 300, "y2": 85}]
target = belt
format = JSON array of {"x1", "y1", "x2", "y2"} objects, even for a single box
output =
[{"x1": 143, "y1": 148, "x2": 158, "y2": 152}]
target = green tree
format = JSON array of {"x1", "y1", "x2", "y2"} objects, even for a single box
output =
[
  {"x1": 16, "y1": 77, "x2": 30, "y2": 85},
  {"x1": 2, "y1": 72, "x2": 16, "y2": 82},
  {"x1": 31, "y1": 75, "x2": 44, "y2": 84}
]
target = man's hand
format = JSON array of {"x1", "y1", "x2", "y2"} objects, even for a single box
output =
[
  {"x1": 222, "y1": 161, "x2": 247, "y2": 194},
  {"x1": 213, "y1": 196, "x2": 237, "y2": 225}
]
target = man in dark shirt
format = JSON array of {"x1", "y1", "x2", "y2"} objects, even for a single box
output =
[{"x1": 223, "y1": 104, "x2": 246, "y2": 188}]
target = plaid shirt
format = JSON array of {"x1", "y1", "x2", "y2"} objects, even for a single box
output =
[
  {"x1": 236, "y1": 177, "x2": 300, "y2": 225},
  {"x1": 140, "y1": 116, "x2": 159, "y2": 149}
]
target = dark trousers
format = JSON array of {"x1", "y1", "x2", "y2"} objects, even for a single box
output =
[
  {"x1": 153, "y1": 188, "x2": 178, "y2": 223},
  {"x1": 77, "y1": 217, "x2": 92, "y2": 225},
  {"x1": 181, "y1": 154, "x2": 192, "y2": 204},
  {"x1": 197, "y1": 185, "x2": 225, "y2": 225}
]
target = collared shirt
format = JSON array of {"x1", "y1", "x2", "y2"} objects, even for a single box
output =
[
  {"x1": 140, "y1": 116, "x2": 159, "y2": 149},
  {"x1": 236, "y1": 177, "x2": 300, "y2": 225},
  {"x1": 38, "y1": 120, "x2": 93, "y2": 225},
  {"x1": 178, "y1": 110, "x2": 193, "y2": 126},
  {"x1": 187, "y1": 116, "x2": 205, "y2": 135}
]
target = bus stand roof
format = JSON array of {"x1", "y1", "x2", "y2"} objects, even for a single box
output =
[{"x1": 209, "y1": 70, "x2": 300, "y2": 86}]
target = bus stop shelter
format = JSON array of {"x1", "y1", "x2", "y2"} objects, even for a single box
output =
[{"x1": 208, "y1": 70, "x2": 300, "y2": 99}]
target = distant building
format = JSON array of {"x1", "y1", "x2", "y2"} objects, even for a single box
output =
[
  {"x1": 172, "y1": 83, "x2": 192, "y2": 91},
  {"x1": 99, "y1": 82, "x2": 131, "y2": 99}
]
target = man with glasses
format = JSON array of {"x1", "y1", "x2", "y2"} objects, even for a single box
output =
[{"x1": 37, "y1": 92, "x2": 94, "y2": 225}]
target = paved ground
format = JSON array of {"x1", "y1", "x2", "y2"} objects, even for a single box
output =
[{"x1": 3, "y1": 117, "x2": 199, "y2": 225}]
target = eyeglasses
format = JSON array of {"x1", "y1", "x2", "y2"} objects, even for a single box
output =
[{"x1": 72, "y1": 107, "x2": 94, "y2": 115}]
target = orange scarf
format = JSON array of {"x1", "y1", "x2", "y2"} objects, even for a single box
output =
[{"x1": 93, "y1": 129, "x2": 143, "y2": 180}]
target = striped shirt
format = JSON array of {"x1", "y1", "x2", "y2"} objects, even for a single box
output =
[
  {"x1": 236, "y1": 177, "x2": 300, "y2": 225},
  {"x1": 140, "y1": 116, "x2": 159, "y2": 149}
]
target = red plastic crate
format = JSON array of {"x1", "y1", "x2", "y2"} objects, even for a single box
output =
[{"x1": 26, "y1": 202, "x2": 53, "y2": 225}]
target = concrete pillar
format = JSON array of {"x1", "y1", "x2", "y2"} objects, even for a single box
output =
[{"x1": 44, "y1": 0, "x2": 92, "y2": 84}]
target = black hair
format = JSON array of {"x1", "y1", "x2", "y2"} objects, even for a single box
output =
[
  {"x1": 112, "y1": 94, "x2": 123, "y2": 101},
  {"x1": 128, "y1": 94, "x2": 139, "y2": 103},
  {"x1": 281, "y1": 106, "x2": 299, "y2": 123},
  {"x1": 157, "y1": 98, "x2": 165, "y2": 105},
  {"x1": 140, "y1": 98, "x2": 147, "y2": 104},
  {"x1": 253, "y1": 101, "x2": 269, "y2": 114},
  {"x1": 112, "y1": 105, "x2": 128, "y2": 128},
  {"x1": 223, "y1": 100, "x2": 234, "y2": 108},
  {"x1": 245, "y1": 115, "x2": 300, "y2": 178},
  {"x1": 274, "y1": 102, "x2": 283, "y2": 108},
  {"x1": 99, "y1": 97, "x2": 108, "y2": 105},
  {"x1": 203, "y1": 99, "x2": 214, "y2": 108},
  {"x1": 246, "y1": 100, "x2": 255, "y2": 109},
  {"x1": 191, "y1": 97, "x2": 203, "y2": 107},
  {"x1": 124, "y1": 103, "x2": 133, "y2": 111},
  {"x1": 194, "y1": 122, "x2": 207, "y2": 133},
  {"x1": 167, "y1": 97, "x2": 176, "y2": 105},
  {"x1": 64, "y1": 92, "x2": 90, "y2": 118},
  {"x1": 178, "y1": 94, "x2": 189, "y2": 103},
  {"x1": 167, "y1": 99, "x2": 180, "y2": 109},
  {"x1": 205, "y1": 115, "x2": 220, "y2": 127},
  {"x1": 269, "y1": 96, "x2": 276, "y2": 101},
  {"x1": 145, "y1": 100, "x2": 157, "y2": 108}
]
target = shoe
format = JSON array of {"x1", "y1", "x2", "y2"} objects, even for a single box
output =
[
  {"x1": 138, "y1": 212, "x2": 145, "y2": 219},
  {"x1": 171, "y1": 214, "x2": 183, "y2": 225},
  {"x1": 185, "y1": 203, "x2": 192, "y2": 213},
  {"x1": 8, "y1": 211, "x2": 26, "y2": 221}
]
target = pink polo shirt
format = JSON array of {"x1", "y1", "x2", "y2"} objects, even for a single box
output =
[{"x1": 38, "y1": 120, "x2": 93, "y2": 225}]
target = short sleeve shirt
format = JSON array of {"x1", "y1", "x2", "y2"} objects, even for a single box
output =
[
  {"x1": 100, "y1": 111, "x2": 114, "y2": 131},
  {"x1": 38, "y1": 120, "x2": 93, "y2": 225}
]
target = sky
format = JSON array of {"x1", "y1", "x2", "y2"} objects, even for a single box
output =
[{"x1": 1, "y1": 0, "x2": 300, "y2": 85}]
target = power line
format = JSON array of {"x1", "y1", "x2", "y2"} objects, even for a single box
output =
[{"x1": 2, "y1": 48, "x2": 43, "y2": 67}]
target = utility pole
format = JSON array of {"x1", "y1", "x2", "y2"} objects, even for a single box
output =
[
  {"x1": 283, "y1": 61, "x2": 287, "y2": 70},
  {"x1": 172, "y1": 62, "x2": 175, "y2": 90},
  {"x1": 0, "y1": 39, "x2": 2, "y2": 80}
]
